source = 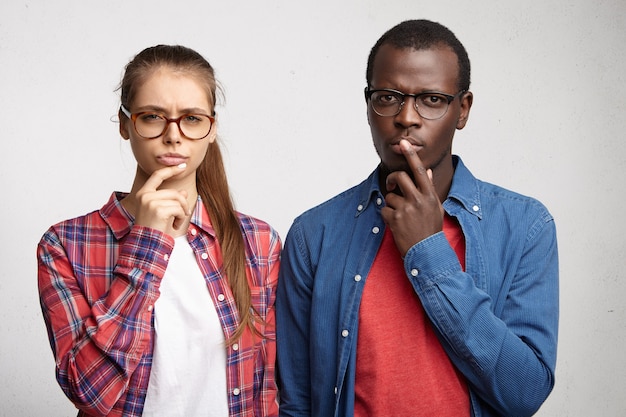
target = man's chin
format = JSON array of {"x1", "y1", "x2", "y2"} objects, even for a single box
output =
[{"x1": 380, "y1": 161, "x2": 412, "y2": 176}]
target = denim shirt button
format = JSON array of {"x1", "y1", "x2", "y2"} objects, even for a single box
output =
[
  {"x1": 354, "y1": 274, "x2": 362, "y2": 282},
  {"x1": 411, "y1": 268, "x2": 419, "y2": 277},
  {"x1": 372, "y1": 226, "x2": 380, "y2": 234},
  {"x1": 357, "y1": 204, "x2": 364, "y2": 211},
  {"x1": 341, "y1": 329, "x2": 349, "y2": 337},
  {"x1": 376, "y1": 197, "x2": 383, "y2": 206},
  {"x1": 472, "y1": 205, "x2": 479, "y2": 212}
]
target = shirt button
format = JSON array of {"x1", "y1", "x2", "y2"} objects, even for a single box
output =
[
  {"x1": 341, "y1": 330, "x2": 349, "y2": 337},
  {"x1": 201, "y1": 253, "x2": 209, "y2": 260},
  {"x1": 354, "y1": 274, "x2": 362, "y2": 282},
  {"x1": 372, "y1": 226, "x2": 380, "y2": 234},
  {"x1": 163, "y1": 253, "x2": 169, "y2": 261},
  {"x1": 232, "y1": 343, "x2": 239, "y2": 351},
  {"x1": 217, "y1": 294, "x2": 225, "y2": 302},
  {"x1": 147, "y1": 305, "x2": 153, "y2": 312},
  {"x1": 190, "y1": 228, "x2": 197, "y2": 236},
  {"x1": 472, "y1": 205, "x2": 479, "y2": 212},
  {"x1": 411, "y1": 269, "x2": 419, "y2": 277},
  {"x1": 233, "y1": 388, "x2": 241, "y2": 396},
  {"x1": 357, "y1": 204, "x2": 364, "y2": 211},
  {"x1": 376, "y1": 197, "x2": 382, "y2": 206},
  {"x1": 334, "y1": 386, "x2": 338, "y2": 395}
]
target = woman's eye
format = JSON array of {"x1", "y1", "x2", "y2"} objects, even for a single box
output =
[
  {"x1": 140, "y1": 113, "x2": 165, "y2": 122},
  {"x1": 184, "y1": 115, "x2": 202, "y2": 123}
]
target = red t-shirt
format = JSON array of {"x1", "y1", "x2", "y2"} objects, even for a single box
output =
[{"x1": 354, "y1": 215, "x2": 469, "y2": 416}]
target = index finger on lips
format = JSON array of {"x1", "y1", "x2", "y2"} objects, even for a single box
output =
[{"x1": 399, "y1": 140, "x2": 432, "y2": 191}]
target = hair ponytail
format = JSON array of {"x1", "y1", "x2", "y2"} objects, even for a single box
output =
[
  {"x1": 196, "y1": 140, "x2": 257, "y2": 344},
  {"x1": 118, "y1": 44, "x2": 259, "y2": 345}
]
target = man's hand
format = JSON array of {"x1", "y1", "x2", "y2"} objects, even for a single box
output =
[
  {"x1": 381, "y1": 140, "x2": 445, "y2": 257},
  {"x1": 134, "y1": 163, "x2": 191, "y2": 236}
]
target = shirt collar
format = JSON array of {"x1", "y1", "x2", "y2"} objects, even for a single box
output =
[
  {"x1": 445, "y1": 155, "x2": 483, "y2": 219},
  {"x1": 355, "y1": 168, "x2": 385, "y2": 217},
  {"x1": 99, "y1": 192, "x2": 218, "y2": 240},
  {"x1": 190, "y1": 196, "x2": 218, "y2": 236},
  {"x1": 355, "y1": 156, "x2": 483, "y2": 219}
]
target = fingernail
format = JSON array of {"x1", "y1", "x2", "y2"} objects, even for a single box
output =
[{"x1": 178, "y1": 163, "x2": 187, "y2": 169}]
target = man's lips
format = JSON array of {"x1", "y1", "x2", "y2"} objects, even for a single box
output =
[
  {"x1": 157, "y1": 154, "x2": 188, "y2": 166},
  {"x1": 391, "y1": 138, "x2": 423, "y2": 154}
]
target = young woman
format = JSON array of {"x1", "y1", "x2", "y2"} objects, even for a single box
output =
[{"x1": 37, "y1": 45, "x2": 280, "y2": 417}]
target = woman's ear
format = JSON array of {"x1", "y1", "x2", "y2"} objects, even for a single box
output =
[
  {"x1": 119, "y1": 110, "x2": 130, "y2": 140},
  {"x1": 207, "y1": 115, "x2": 218, "y2": 143}
]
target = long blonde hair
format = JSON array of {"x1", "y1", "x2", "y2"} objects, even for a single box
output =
[{"x1": 118, "y1": 45, "x2": 253, "y2": 344}]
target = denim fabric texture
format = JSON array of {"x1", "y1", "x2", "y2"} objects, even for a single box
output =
[{"x1": 276, "y1": 156, "x2": 559, "y2": 417}]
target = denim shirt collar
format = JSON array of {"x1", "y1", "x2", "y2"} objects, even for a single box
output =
[
  {"x1": 354, "y1": 168, "x2": 385, "y2": 218},
  {"x1": 355, "y1": 155, "x2": 483, "y2": 220},
  {"x1": 446, "y1": 155, "x2": 483, "y2": 220}
]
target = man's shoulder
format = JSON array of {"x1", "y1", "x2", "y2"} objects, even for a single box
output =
[
  {"x1": 477, "y1": 179, "x2": 553, "y2": 220},
  {"x1": 295, "y1": 174, "x2": 375, "y2": 225},
  {"x1": 453, "y1": 157, "x2": 553, "y2": 221}
]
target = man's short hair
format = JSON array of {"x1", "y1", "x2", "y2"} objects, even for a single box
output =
[{"x1": 366, "y1": 19, "x2": 471, "y2": 92}]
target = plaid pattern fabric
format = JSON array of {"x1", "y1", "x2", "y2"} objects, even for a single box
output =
[{"x1": 38, "y1": 192, "x2": 280, "y2": 416}]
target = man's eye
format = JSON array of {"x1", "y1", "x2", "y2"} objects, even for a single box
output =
[
  {"x1": 375, "y1": 93, "x2": 400, "y2": 105},
  {"x1": 420, "y1": 95, "x2": 446, "y2": 107}
]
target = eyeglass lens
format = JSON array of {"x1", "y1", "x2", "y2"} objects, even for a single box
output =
[
  {"x1": 370, "y1": 91, "x2": 452, "y2": 120},
  {"x1": 134, "y1": 113, "x2": 212, "y2": 139}
]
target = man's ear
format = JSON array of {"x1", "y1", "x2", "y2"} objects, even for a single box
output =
[{"x1": 456, "y1": 91, "x2": 473, "y2": 130}]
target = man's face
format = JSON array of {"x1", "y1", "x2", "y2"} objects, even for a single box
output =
[{"x1": 367, "y1": 44, "x2": 472, "y2": 178}]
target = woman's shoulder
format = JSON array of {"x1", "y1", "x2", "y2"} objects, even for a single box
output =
[
  {"x1": 40, "y1": 193, "x2": 128, "y2": 245},
  {"x1": 237, "y1": 212, "x2": 278, "y2": 236},
  {"x1": 236, "y1": 211, "x2": 282, "y2": 253}
]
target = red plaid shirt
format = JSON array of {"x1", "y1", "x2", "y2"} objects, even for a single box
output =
[{"x1": 38, "y1": 192, "x2": 280, "y2": 417}]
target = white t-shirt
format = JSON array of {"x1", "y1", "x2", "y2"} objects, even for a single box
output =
[{"x1": 142, "y1": 236, "x2": 228, "y2": 417}]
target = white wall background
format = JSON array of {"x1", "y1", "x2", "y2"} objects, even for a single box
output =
[{"x1": 1, "y1": 0, "x2": 624, "y2": 415}]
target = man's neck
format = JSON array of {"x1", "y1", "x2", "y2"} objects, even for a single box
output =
[{"x1": 378, "y1": 163, "x2": 454, "y2": 203}]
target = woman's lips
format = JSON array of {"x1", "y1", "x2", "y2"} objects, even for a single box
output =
[{"x1": 157, "y1": 155, "x2": 188, "y2": 166}]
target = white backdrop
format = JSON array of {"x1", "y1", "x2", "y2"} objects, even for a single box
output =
[{"x1": 1, "y1": 0, "x2": 625, "y2": 415}]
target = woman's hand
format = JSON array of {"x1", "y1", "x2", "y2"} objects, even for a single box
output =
[{"x1": 134, "y1": 164, "x2": 191, "y2": 236}]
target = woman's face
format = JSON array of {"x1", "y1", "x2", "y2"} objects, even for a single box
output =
[{"x1": 120, "y1": 66, "x2": 216, "y2": 187}]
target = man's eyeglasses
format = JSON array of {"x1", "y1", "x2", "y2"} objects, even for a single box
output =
[
  {"x1": 365, "y1": 88, "x2": 466, "y2": 120},
  {"x1": 120, "y1": 105, "x2": 215, "y2": 140}
]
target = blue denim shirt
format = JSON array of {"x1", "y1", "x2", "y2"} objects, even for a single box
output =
[{"x1": 276, "y1": 156, "x2": 558, "y2": 417}]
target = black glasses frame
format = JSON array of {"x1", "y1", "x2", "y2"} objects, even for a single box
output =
[{"x1": 364, "y1": 88, "x2": 466, "y2": 120}]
